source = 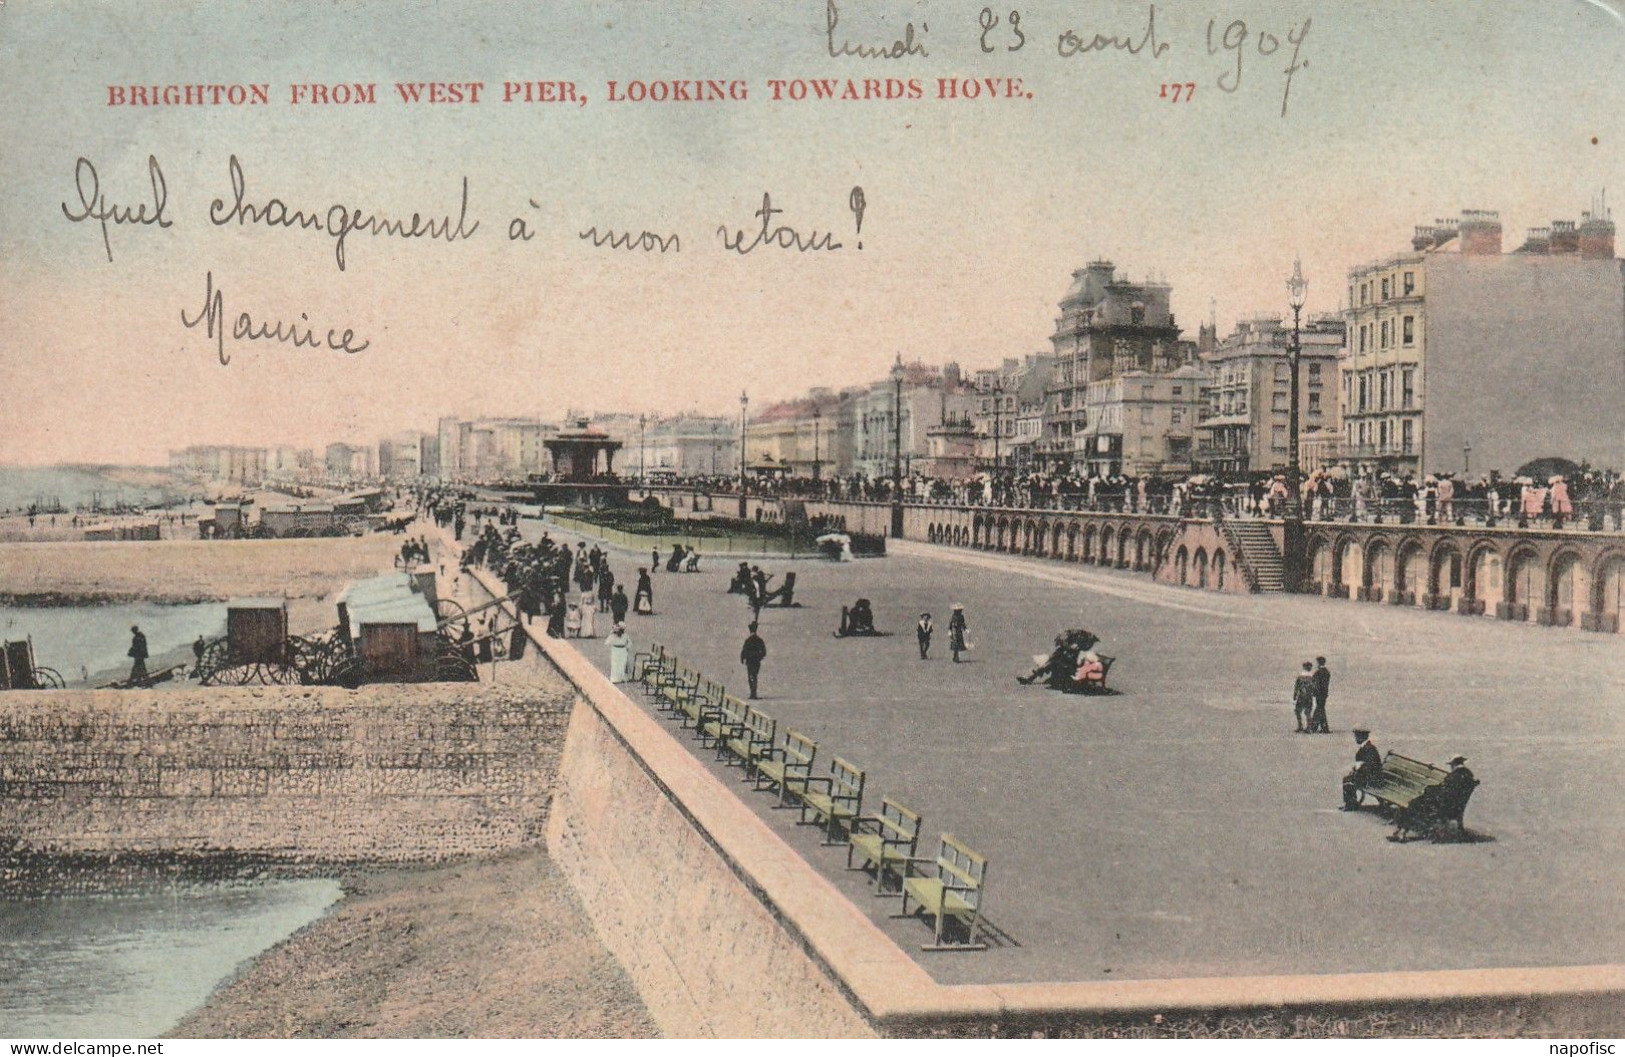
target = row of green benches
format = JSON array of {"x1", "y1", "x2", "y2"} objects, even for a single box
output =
[{"x1": 629, "y1": 643, "x2": 990, "y2": 951}]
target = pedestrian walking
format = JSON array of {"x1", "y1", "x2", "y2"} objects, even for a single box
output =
[
  {"x1": 578, "y1": 589, "x2": 597, "y2": 638},
  {"x1": 1292, "y1": 660, "x2": 1315, "y2": 732},
  {"x1": 127, "y1": 625, "x2": 149, "y2": 685},
  {"x1": 634, "y1": 568, "x2": 654, "y2": 615},
  {"x1": 740, "y1": 621, "x2": 767, "y2": 699},
  {"x1": 606, "y1": 622, "x2": 630, "y2": 683},
  {"x1": 651, "y1": 547, "x2": 660, "y2": 574},
  {"x1": 190, "y1": 634, "x2": 206, "y2": 678},
  {"x1": 1310, "y1": 656, "x2": 1332, "y2": 733},
  {"x1": 948, "y1": 604, "x2": 969, "y2": 663},
  {"x1": 915, "y1": 612, "x2": 934, "y2": 660},
  {"x1": 597, "y1": 567, "x2": 615, "y2": 613}
]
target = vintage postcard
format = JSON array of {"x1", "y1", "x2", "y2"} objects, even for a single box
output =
[{"x1": 1, "y1": 0, "x2": 1623, "y2": 1043}]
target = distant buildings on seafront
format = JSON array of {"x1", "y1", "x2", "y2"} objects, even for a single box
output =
[{"x1": 171, "y1": 198, "x2": 1624, "y2": 487}]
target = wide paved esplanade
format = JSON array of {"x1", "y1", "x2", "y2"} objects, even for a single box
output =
[{"x1": 638, "y1": 487, "x2": 1625, "y2": 635}]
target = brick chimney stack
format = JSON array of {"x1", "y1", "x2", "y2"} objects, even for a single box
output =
[
  {"x1": 1578, "y1": 210, "x2": 1616, "y2": 260},
  {"x1": 1458, "y1": 209, "x2": 1502, "y2": 256},
  {"x1": 1548, "y1": 220, "x2": 1579, "y2": 255}
]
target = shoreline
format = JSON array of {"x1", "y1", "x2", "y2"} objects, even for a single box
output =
[{"x1": 166, "y1": 848, "x2": 660, "y2": 1039}]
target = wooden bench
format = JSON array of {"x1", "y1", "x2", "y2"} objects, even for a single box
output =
[
  {"x1": 754, "y1": 730, "x2": 816, "y2": 808},
  {"x1": 640, "y1": 651, "x2": 679, "y2": 699},
  {"x1": 672, "y1": 677, "x2": 720, "y2": 730},
  {"x1": 1358, "y1": 752, "x2": 1446, "y2": 812},
  {"x1": 847, "y1": 797, "x2": 921, "y2": 894},
  {"x1": 696, "y1": 689, "x2": 745, "y2": 749},
  {"x1": 630, "y1": 643, "x2": 666, "y2": 688},
  {"x1": 720, "y1": 704, "x2": 775, "y2": 776},
  {"x1": 799, "y1": 757, "x2": 866, "y2": 845},
  {"x1": 896, "y1": 834, "x2": 989, "y2": 950},
  {"x1": 653, "y1": 666, "x2": 701, "y2": 716}
]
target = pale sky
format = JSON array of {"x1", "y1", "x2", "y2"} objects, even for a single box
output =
[{"x1": 1, "y1": 0, "x2": 1621, "y2": 463}]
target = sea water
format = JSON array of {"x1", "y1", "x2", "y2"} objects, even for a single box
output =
[{"x1": 0, "y1": 879, "x2": 343, "y2": 1038}]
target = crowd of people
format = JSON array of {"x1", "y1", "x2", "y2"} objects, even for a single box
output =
[{"x1": 630, "y1": 466, "x2": 1625, "y2": 531}]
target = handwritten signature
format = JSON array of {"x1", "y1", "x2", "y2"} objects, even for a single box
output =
[
  {"x1": 59, "y1": 156, "x2": 172, "y2": 263},
  {"x1": 180, "y1": 270, "x2": 370, "y2": 366}
]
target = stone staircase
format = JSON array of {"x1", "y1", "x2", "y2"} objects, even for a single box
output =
[{"x1": 1220, "y1": 519, "x2": 1286, "y2": 593}]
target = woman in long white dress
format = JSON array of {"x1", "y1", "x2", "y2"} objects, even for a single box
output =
[
  {"x1": 578, "y1": 589, "x2": 597, "y2": 638},
  {"x1": 606, "y1": 623, "x2": 630, "y2": 683}
]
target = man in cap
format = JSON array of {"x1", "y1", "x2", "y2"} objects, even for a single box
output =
[
  {"x1": 1309, "y1": 656, "x2": 1332, "y2": 733},
  {"x1": 740, "y1": 621, "x2": 767, "y2": 699},
  {"x1": 1390, "y1": 755, "x2": 1479, "y2": 842},
  {"x1": 1341, "y1": 728, "x2": 1382, "y2": 810}
]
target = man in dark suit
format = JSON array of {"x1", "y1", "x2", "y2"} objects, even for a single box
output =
[
  {"x1": 127, "y1": 625, "x2": 149, "y2": 686},
  {"x1": 740, "y1": 622, "x2": 767, "y2": 699},
  {"x1": 1309, "y1": 656, "x2": 1332, "y2": 733},
  {"x1": 1391, "y1": 755, "x2": 1478, "y2": 841},
  {"x1": 1342, "y1": 728, "x2": 1382, "y2": 809}
]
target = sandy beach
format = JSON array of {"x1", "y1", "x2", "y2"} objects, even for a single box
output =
[{"x1": 169, "y1": 850, "x2": 658, "y2": 1039}]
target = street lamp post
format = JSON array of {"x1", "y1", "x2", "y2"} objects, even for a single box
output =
[
  {"x1": 638, "y1": 413, "x2": 647, "y2": 485},
  {"x1": 1283, "y1": 257, "x2": 1308, "y2": 591},
  {"x1": 991, "y1": 382, "x2": 1005, "y2": 474},
  {"x1": 812, "y1": 406, "x2": 822, "y2": 483},
  {"x1": 1463, "y1": 442, "x2": 1471, "y2": 477},
  {"x1": 738, "y1": 391, "x2": 749, "y2": 519},
  {"x1": 891, "y1": 354, "x2": 905, "y2": 537}
]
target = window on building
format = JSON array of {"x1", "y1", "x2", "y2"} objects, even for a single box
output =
[
  {"x1": 1308, "y1": 362, "x2": 1322, "y2": 383},
  {"x1": 1308, "y1": 391, "x2": 1321, "y2": 413},
  {"x1": 1171, "y1": 385, "x2": 1183, "y2": 397},
  {"x1": 1274, "y1": 362, "x2": 1289, "y2": 383},
  {"x1": 1348, "y1": 284, "x2": 1354, "y2": 307},
  {"x1": 1402, "y1": 316, "x2": 1414, "y2": 345},
  {"x1": 1359, "y1": 421, "x2": 1369, "y2": 447},
  {"x1": 1171, "y1": 408, "x2": 1183, "y2": 426},
  {"x1": 1381, "y1": 320, "x2": 1390, "y2": 348},
  {"x1": 1141, "y1": 384, "x2": 1154, "y2": 399},
  {"x1": 1358, "y1": 375, "x2": 1369, "y2": 411},
  {"x1": 1360, "y1": 283, "x2": 1369, "y2": 306},
  {"x1": 1272, "y1": 425, "x2": 1287, "y2": 451},
  {"x1": 1272, "y1": 392, "x2": 1288, "y2": 412},
  {"x1": 1347, "y1": 423, "x2": 1355, "y2": 446},
  {"x1": 1380, "y1": 420, "x2": 1390, "y2": 450},
  {"x1": 1131, "y1": 304, "x2": 1146, "y2": 326},
  {"x1": 1379, "y1": 373, "x2": 1390, "y2": 410},
  {"x1": 1402, "y1": 368, "x2": 1415, "y2": 408},
  {"x1": 1403, "y1": 271, "x2": 1415, "y2": 295},
  {"x1": 1140, "y1": 406, "x2": 1154, "y2": 425},
  {"x1": 1359, "y1": 326, "x2": 1368, "y2": 353},
  {"x1": 1402, "y1": 419, "x2": 1414, "y2": 453},
  {"x1": 1381, "y1": 278, "x2": 1390, "y2": 300}
]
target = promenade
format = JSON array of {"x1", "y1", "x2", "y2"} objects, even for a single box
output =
[{"x1": 527, "y1": 519, "x2": 1625, "y2": 988}]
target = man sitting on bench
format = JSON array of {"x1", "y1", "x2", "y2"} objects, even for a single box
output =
[
  {"x1": 1390, "y1": 755, "x2": 1478, "y2": 841},
  {"x1": 835, "y1": 598, "x2": 878, "y2": 637},
  {"x1": 1341, "y1": 728, "x2": 1383, "y2": 810}
]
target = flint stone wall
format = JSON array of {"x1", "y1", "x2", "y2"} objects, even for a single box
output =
[{"x1": 0, "y1": 682, "x2": 571, "y2": 861}]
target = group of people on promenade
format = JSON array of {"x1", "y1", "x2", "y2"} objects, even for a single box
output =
[{"x1": 627, "y1": 465, "x2": 1625, "y2": 531}]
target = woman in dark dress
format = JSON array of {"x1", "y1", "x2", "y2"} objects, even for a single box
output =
[{"x1": 948, "y1": 604, "x2": 969, "y2": 663}]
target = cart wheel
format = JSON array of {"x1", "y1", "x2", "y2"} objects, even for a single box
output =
[
  {"x1": 436, "y1": 654, "x2": 479, "y2": 683},
  {"x1": 333, "y1": 656, "x2": 366, "y2": 689},
  {"x1": 434, "y1": 598, "x2": 471, "y2": 638},
  {"x1": 263, "y1": 662, "x2": 301, "y2": 686},
  {"x1": 30, "y1": 667, "x2": 64, "y2": 689},
  {"x1": 197, "y1": 639, "x2": 232, "y2": 686}
]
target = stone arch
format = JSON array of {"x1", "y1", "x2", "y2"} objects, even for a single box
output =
[
  {"x1": 1545, "y1": 548, "x2": 1585, "y2": 626},
  {"x1": 1193, "y1": 546, "x2": 1210, "y2": 589},
  {"x1": 1503, "y1": 543, "x2": 1542, "y2": 620},
  {"x1": 995, "y1": 516, "x2": 1009, "y2": 551},
  {"x1": 1175, "y1": 544, "x2": 1189, "y2": 584},
  {"x1": 1083, "y1": 523, "x2": 1097, "y2": 563},
  {"x1": 1394, "y1": 536, "x2": 1427, "y2": 604},
  {"x1": 1051, "y1": 521, "x2": 1065, "y2": 559},
  {"x1": 1116, "y1": 527, "x2": 1130, "y2": 568},
  {"x1": 1361, "y1": 535, "x2": 1393, "y2": 602},
  {"x1": 1589, "y1": 549, "x2": 1625, "y2": 632},
  {"x1": 1425, "y1": 539, "x2": 1464, "y2": 610},
  {"x1": 1135, "y1": 528, "x2": 1153, "y2": 571},
  {"x1": 1066, "y1": 522, "x2": 1079, "y2": 561},
  {"x1": 1331, "y1": 533, "x2": 1360, "y2": 595},
  {"x1": 1214, "y1": 548, "x2": 1228, "y2": 590},
  {"x1": 1154, "y1": 528, "x2": 1175, "y2": 571},
  {"x1": 1100, "y1": 525, "x2": 1116, "y2": 566},
  {"x1": 1307, "y1": 534, "x2": 1332, "y2": 593},
  {"x1": 1466, "y1": 540, "x2": 1504, "y2": 614}
]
